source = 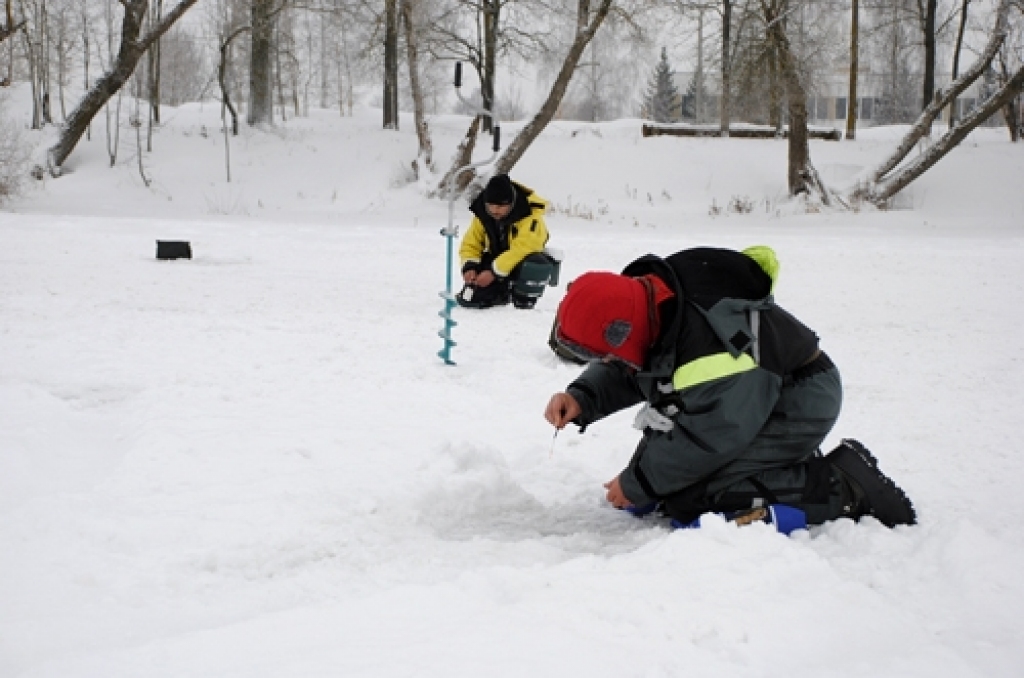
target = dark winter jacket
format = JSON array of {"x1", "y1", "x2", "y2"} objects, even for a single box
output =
[
  {"x1": 565, "y1": 247, "x2": 823, "y2": 506},
  {"x1": 460, "y1": 181, "x2": 550, "y2": 277}
]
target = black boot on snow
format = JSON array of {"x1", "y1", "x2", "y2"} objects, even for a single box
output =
[
  {"x1": 511, "y1": 292, "x2": 537, "y2": 309},
  {"x1": 456, "y1": 285, "x2": 484, "y2": 308},
  {"x1": 827, "y1": 439, "x2": 916, "y2": 528},
  {"x1": 456, "y1": 284, "x2": 509, "y2": 309}
]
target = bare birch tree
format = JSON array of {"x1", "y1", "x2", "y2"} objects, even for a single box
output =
[
  {"x1": 249, "y1": 0, "x2": 276, "y2": 124},
  {"x1": 19, "y1": 0, "x2": 50, "y2": 128},
  {"x1": 948, "y1": 0, "x2": 971, "y2": 126},
  {"x1": 720, "y1": 0, "x2": 732, "y2": 135},
  {"x1": 994, "y1": 30, "x2": 1022, "y2": 142},
  {"x1": 48, "y1": 0, "x2": 200, "y2": 171},
  {"x1": 761, "y1": 0, "x2": 828, "y2": 200},
  {"x1": 851, "y1": 0, "x2": 1021, "y2": 206},
  {"x1": 4, "y1": 0, "x2": 25, "y2": 82},
  {"x1": 492, "y1": 0, "x2": 614, "y2": 174},
  {"x1": 434, "y1": 0, "x2": 614, "y2": 197},
  {"x1": 427, "y1": 0, "x2": 545, "y2": 134},
  {"x1": 147, "y1": 0, "x2": 162, "y2": 125},
  {"x1": 402, "y1": 0, "x2": 433, "y2": 175},
  {"x1": 846, "y1": 0, "x2": 858, "y2": 139},
  {"x1": 220, "y1": 24, "x2": 251, "y2": 135},
  {"x1": 1, "y1": 0, "x2": 25, "y2": 45},
  {"x1": 919, "y1": 0, "x2": 937, "y2": 113},
  {"x1": 383, "y1": 0, "x2": 398, "y2": 128}
]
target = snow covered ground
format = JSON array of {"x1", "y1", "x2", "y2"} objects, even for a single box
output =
[{"x1": 2, "y1": 95, "x2": 1024, "y2": 677}]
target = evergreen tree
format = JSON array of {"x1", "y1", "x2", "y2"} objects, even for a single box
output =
[
  {"x1": 681, "y1": 71, "x2": 711, "y2": 122},
  {"x1": 643, "y1": 47, "x2": 680, "y2": 123}
]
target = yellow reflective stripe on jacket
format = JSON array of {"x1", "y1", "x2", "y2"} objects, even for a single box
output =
[{"x1": 672, "y1": 352, "x2": 757, "y2": 391}]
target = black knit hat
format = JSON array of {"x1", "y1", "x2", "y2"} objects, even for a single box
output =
[{"x1": 483, "y1": 174, "x2": 516, "y2": 205}]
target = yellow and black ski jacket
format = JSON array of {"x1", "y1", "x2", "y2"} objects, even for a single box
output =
[
  {"x1": 459, "y1": 181, "x2": 549, "y2": 278},
  {"x1": 565, "y1": 247, "x2": 824, "y2": 506}
]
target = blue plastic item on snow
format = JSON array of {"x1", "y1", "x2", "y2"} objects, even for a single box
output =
[
  {"x1": 765, "y1": 504, "x2": 807, "y2": 534},
  {"x1": 670, "y1": 504, "x2": 807, "y2": 535}
]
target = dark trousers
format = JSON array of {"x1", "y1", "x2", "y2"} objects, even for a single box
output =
[
  {"x1": 662, "y1": 355, "x2": 848, "y2": 525},
  {"x1": 463, "y1": 252, "x2": 552, "y2": 305}
]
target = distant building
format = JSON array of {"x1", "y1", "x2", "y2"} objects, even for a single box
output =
[{"x1": 673, "y1": 69, "x2": 994, "y2": 128}]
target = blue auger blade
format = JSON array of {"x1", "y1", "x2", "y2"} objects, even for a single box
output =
[
  {"x1": 439, "y1": 291, "x2": 457, "y2": 302},
  {"x1": 437, "y1": 348, "x2": 456, "y2": 365},
  {"x1": 437, "y1": 330, "x2": 457, "y2": 344},
  {"x1": 438, "y1": 309, "x2": 458, "y2": 323}
]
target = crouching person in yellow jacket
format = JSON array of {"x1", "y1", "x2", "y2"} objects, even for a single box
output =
[{"x1": 457, "y1": 174, "x2": 555, "y2": 310}]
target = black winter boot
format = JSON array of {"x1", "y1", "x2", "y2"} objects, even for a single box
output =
[
  {"x1": 827, "y1": 439, "x2": 916, "y2": 527},
  {"x1": 456, "y1": 283, "x2": 510, "y2": 309},
  {"x1": 511, "y1": 292, "x2": 537, "y2": 309}
]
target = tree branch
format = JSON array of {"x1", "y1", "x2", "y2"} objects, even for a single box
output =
[
  {"x1": 869, "y1": 0, "x2": 1010, "y2": 183},
  {"x1": 867, "y1": 63, "x2": 1024, "y2": 204},
  {"x1": 48, "y1": 0, "x2": 201, "y2": 170}
]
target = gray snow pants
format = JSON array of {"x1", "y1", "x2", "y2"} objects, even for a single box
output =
[{"x1": 662, "y1": 352, "x2": 847, "y2": 525}]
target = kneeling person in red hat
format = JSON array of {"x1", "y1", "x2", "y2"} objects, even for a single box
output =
[
  {"x1": 545, "y1": 247, "x2": 916, "y2": 529},
  {"x1": 457, "y1": 174, "x2": 555, "y2": 310}
]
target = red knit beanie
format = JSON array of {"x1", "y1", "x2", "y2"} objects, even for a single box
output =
[{"x1": 554, "y1": 271, "x2": 652, "y2": 369}]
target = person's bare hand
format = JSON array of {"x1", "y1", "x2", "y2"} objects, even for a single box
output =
[
  {"x1": 603, "y1": 476, "x2": 633, "y2": 509},
  {"x1": 544, "y1": 392, "x2": 581, "y2": 429},
  {"x1": 475, "y1": 270, "x2": 495, "y2": 287},
  {"x1": 463, "y1": 270, "x2": 477, "y2": 284}
]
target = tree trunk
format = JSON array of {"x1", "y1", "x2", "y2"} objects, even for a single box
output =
[
  {"x1": 996, "y1": 53, "x2": 1021, "y2": 142},
  {"x1": 784, "y1": 73, "x2": 810, "y2": 195},
  {"x1": 846, "y1": 0, "x2": 858, "y2": 140},
  {"x1": 401, "y1": 0, "x2": 433, "y2": 176},
  {"x1": 147, "y1": 0, "x2": 162, "y2": 126},
  {"x1": 494, "y1": 0, "x2": 614, "y2": 174},
  {"x1": 921, "y1": 0, "x2": 937, "y2": 114},
  {"x1": 55, "y1": 11, "x2": 67, "y2": 121},
  {"x1": 220, "y1": 26, "x2": 251, "y2": 136},
  {"x1": 319, "y1": 16, "x2": 328, "y2": 109},
  {"x1": 696, "y1": 11, "x2": 704, "y2": 123},
  {"x1": 720, "y1": 0, "x2": 732, "y2": 137},
  {"x1": 949, "y1": 0, "x2": 970, "y2": 126},
  {"x1": 81, "y1": 7, "x2": 89, "y2": 140},
  {"x1": 48, "y1": 0, "x2": 200, "y2": 170},
  {"x1": 249, "y1": 0, "x2": 274, "y2": 125},
  {"x1": 337, "y1": 16, "x2": 354, "y2": 116},
  {"x1": 0, "y1": 0, "x2": 24, "y2": 46},
  {"x1": 1003, "y1": 96, "x2": 1020, "y2": 143},
  {"x1": 39, "y1": 0, "x2": 52, "y2": 125},
  {"x1": 273, "y1": 18, "x2": 287, "y2": 122},
  {"x1": 22, "y1": 27, "x2": 40, "y2": 129},
  {"x1": 765, "y1": 0, "x2": 816, "y2": 198},
  {"x1": 382, "y1": 0, "x2": 399, "y2": 130},
  {"x1": 106, "y1": 92, "x2": 123, "y2": 168},
  {"x1": 481, "y1": 0, "x2": 498, "y2": 133},
  {"x1": 5, "y1": 0, "x2": 21, "y2": 82},
  {"x1": 436, "y1": 115, "x2": 481, "y2": 197},
  {"x1": 768, "y1": 41, "x2": 781, "y2": 132}
]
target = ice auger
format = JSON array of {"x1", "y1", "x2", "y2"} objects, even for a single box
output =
[{"x1": 438, "y1": 62, "x2": 501, "y2": 366}]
